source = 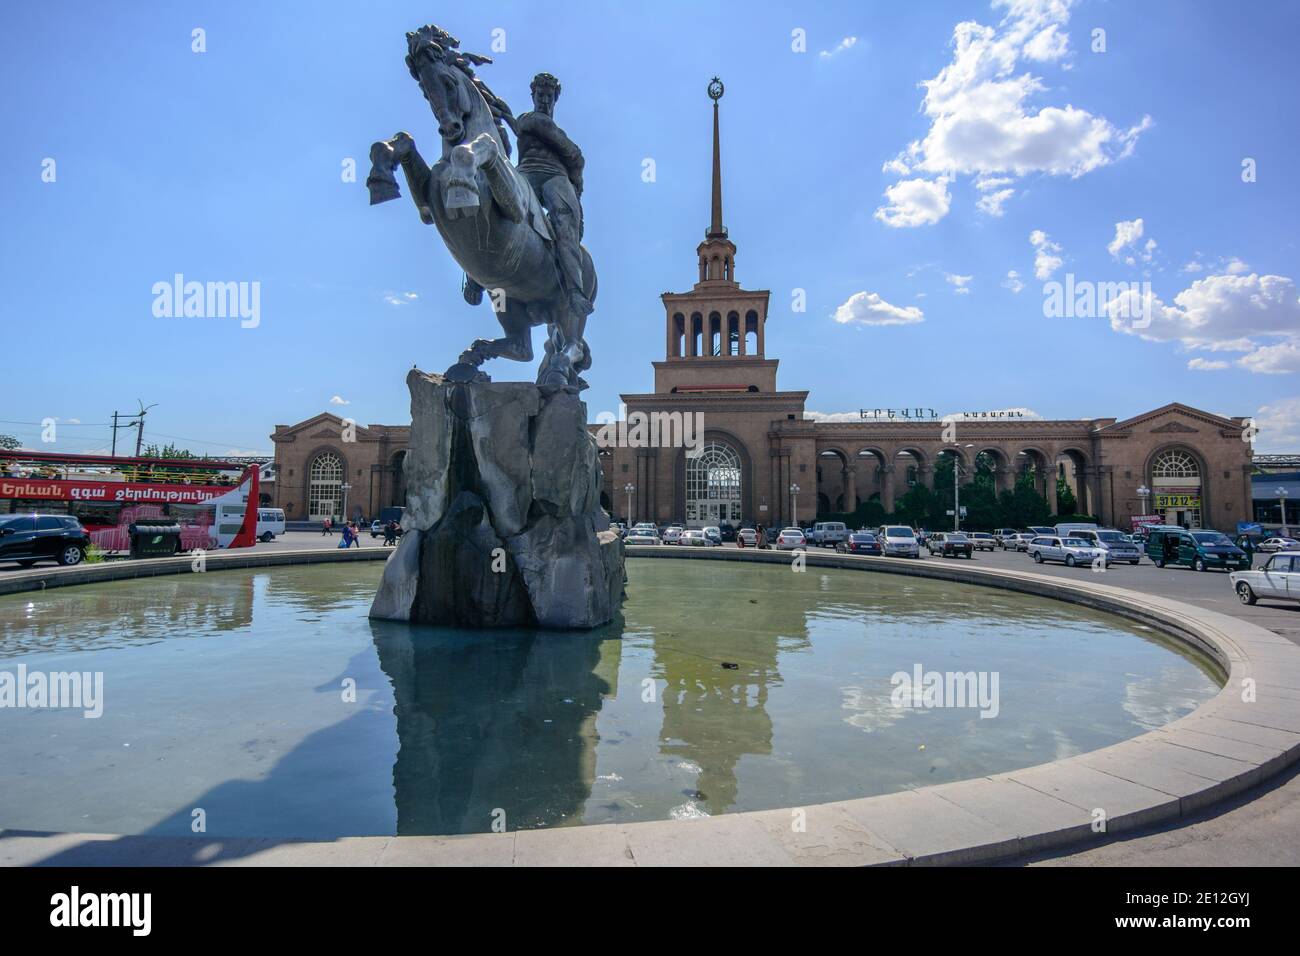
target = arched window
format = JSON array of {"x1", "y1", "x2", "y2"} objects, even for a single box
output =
[
  {"x1": 1152, "y1": 450, "x2": 1199, "y2": 478},
  {"x1": 686, "y1": 441, "x2": 742, "y2": 525},
  {"x1": 308, "y1": 451, "x2": 344, "y2": 522}
]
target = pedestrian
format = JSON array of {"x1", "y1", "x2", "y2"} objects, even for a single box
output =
[
  {"x1": 338, "y1": 522, "x2": 352, "y2": 549},
  {"x1": 349, "y1": 521, "x2": 361, "y2": 548},
  {"x1": 383, "y1": 520, "x2": 398, "y2": 547},
  {"x1": 1242, "y1": 535, "x2": 1255, "y2": 568},
  {"x1": 321, "y1": 517, "x2": 332, "y2": 536}
]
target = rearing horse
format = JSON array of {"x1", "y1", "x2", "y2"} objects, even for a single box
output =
[{"x1": 366, "y1": 24, "x2": 595, "y2": 390}]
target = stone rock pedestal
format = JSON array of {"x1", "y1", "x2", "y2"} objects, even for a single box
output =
[{"x1": 370, "y1": 370, "x2": 625, "y2": 629}]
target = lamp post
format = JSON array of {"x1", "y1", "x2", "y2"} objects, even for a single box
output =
[
  {"x1": 952, "y1": 445, "x2": 974, "y2": 531},
  {"x1": 790, "y1": 483, "x2": 800, "y2": 526},
  {"x1": 340, "y1": 482, "x2": 352, "y2": 524},
  {"x1": 624, "y1": 482, "x2": 635, "y2": 527},
  {"x1": 1137, "y1": 484, "x2": 1151, "y2": 525},
  {"x1": 1277, "y1": 486, "x2": 1290, "y2": 537}
]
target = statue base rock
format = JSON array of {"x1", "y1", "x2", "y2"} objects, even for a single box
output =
[{"x1": 370, "y1": 370, "x2": 625, "y2": 629}]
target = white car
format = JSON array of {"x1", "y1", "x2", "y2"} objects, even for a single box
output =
[
  {"x1": 1230, "y1": 551, "x2": 1298, "y2": 605},
  {"x1": 737, "y1": 528, "x2": 758, "y2": 547},
  {"x1": 808, "y1": 521, "x2": 849, "y2": 548},
  {"x1": 661, "y1": 527, "x2": 683, "y2": 545},
  {"x1": 1258, "y1": 536, "x2": 1300, "y2": 553},
  {"x1": 680, "y1": 529, "x2": 710, "y2": 547},
  {"x1": 625, "y1": 531, "x2": 661, "y2": 545},
  {"x1": 1028, "y1": 536, "x2": 1108, "y2": 568},
  {"x1": 967, "y1": 532, "x2": 997, "y2": 551},
  {"x1": 878, "y1": 525, "x2": 922, "y2": 558},
  {"x1": 776, "y1": 527, "x2": 806, "y2": 550},
  {"x1": 1004, "y1": 533, "x2": 1036, "y2": 552}
]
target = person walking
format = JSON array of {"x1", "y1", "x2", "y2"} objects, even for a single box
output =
[
  {"x1": 338, "y1": 522, "x2": 353, "y2": 549},
  {"x1": 321, "y1": 517, "x2": 332, "y2": 536},
  {"x1": 348, "y1": 521, "x2": 361, "y2": 548}
]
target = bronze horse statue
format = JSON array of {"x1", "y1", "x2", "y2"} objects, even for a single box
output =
[{"x1": 367, "y1": 25, "x2": 595, "y2": 390}]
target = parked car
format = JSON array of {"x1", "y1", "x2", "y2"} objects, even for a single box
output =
[
  {"x1": 631, "y1": 522, "x2": 658, "y2": 536},
  {"x1": 1258, "y1": 536, "x2": 1300, "y2": 553},
  {"x1": 1146, "y1": 528, "x2": 1250, "y2": 572},
  {"x1": 681, "y1": 529, "x2": 710, "y2": 547},
  {"x1": 808, "y1": 521, "x2": 849, "y2": 548},
  {"x1": 624, "y1": 530, "x2": 661, "y2": 545},
  {"x1": 1230, "y1": 551, "x2": 1298, "y2": 605},
  {"x1": 1028, "y1": 535, "x2": 1107, "y2": 567},
  {"x1": 878, "y1": 525, "x2": 922, "y2": 558},
  {"x1": 718, "y1": 522, "x2": 737, "y2": 542},
  {"x1": 776, "y1": 527, "x2": 806, "y2": 550},
  {"x1": 928, "y1": 532, "x2": 974, "y2": 558},
  {"x1": 1069, "y1": 528, "x2": 1142, "y2": 565},
  {"x1": 993, "y1": 528, "x2": 1020, "y2": 546},
  {"x1": 1003, "y1": 532, "x2": 1035, "y2": 551},
  {"x1": 967, "y1": 532, "x2": 997, "y2": 551},
  {"x1": 661, "y1": 527, "x2": 684, "y2": 545},
  {"x1": 736, "y1": 527, "x2": 758, "y2": 548},
  {"x1": 701, "y1": 526, "x2": 723, "y2": 546},
  {"x1": 1054, "y1": 522, "x2": 1099, "y2": 539},
  {"x1": 0, "y1": 514, "x2": 91, "y2": 567},
  {"x1": 836, "y1": 532, "x2": 883, "y2": 556},
  {"x1": 1027, "y1": 526, "x2": 1056, "y2": 537}
]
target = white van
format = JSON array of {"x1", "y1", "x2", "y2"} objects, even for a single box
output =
[
  {"x1": 1054, "y1": 522, "x2": 1098, "y2": 539},
  {"x1": 809, "y1": 521, "x2": 849, "y2": 547},
  {"x1": 257, "y1": 508, "x2": 286, "y2": 542}
]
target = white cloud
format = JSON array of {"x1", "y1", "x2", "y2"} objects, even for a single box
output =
[
  {"x1": 946, "y1": 273, "x2": 974, "y2": 294},
  {"x1": 329, "y1": 395, "x2": 350, "y2": 405},
  {"x1": 820, "y1": 36, "x2": 859, "y2": 59},
  {"x1": 1107, "y1": 272, "x2": 1300, "y2": 374},
  {"x1": 878, "y1": 0, "x2": 1149, "y2": 223},
  {"x1": 1030, "y1": 229, "x2": 1063, "y2": 279},
  {"x1": 1108, "y1": 218, "x2": 1144, "y2": 257},
  {"x1": 382, "y1": 291, "x2": 419, "y2": 306},
  {"x1": 833, "y1": 291, "x2": 925, "y2": 326},
  {"x1": 1224, "y1": 257, "x2": 1250, "y2": 275},
  {"x1": 1254, "y1": 398, "x2": 1300, "y2": 452},
  {"x1": 804, "y1": 410, "x2": 869, "y2": 423},
  {"x1": 1187, "y1": 358, "x2": 1228, "y2": 371},
  {"x1": 1182, "y1": 259, "x2": 1204, "y2": 274},
  {"x1": 1002, "y1": 270, "x2": 1025, "y2": 293},
  {"x1": 945, "y1": 406, "x2": 1044, "y2": 421},
  {"x1": 874, "y1": 176, "x2": 951, "y2": 228}
]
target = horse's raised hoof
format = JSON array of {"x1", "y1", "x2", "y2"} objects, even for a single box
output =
[{"x1": 366, "y1": 175, "x2": 401, "y2": 205}]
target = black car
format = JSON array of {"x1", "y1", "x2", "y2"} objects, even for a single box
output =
[
  {"x1": 837, "y1": 532, "x2": 883, "y2": 556},
  {"x1": 718, "y1": 521, "x2": 737, "y2": 542},
  {"x1": 0, "y1": 514, "x2": 91, "y2": 568}
]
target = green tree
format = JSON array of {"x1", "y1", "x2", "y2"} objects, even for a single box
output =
[
  {"x1": 1056, "y1": 476, "x2": 1077, "y2": 515},
  {"x1": 141, "y1": 443, "x2": 199, "y2": 460},
  {"x1": 0, "y1": 433, "x2": 19, "y2": 451}
]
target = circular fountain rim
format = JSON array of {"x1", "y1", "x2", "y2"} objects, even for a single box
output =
[{"x1": 1, "y1": 546, "x2": 1297, "y2": 867}]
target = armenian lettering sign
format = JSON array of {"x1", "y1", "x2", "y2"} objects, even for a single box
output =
[
  {"x1": 1154, "y1": 493, "x2": 1200, "y2": 509},
  {"x1": 0, "y1": 478, "x2": 231, "y2": 505}
]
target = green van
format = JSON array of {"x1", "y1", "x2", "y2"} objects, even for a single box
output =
[{"x1": 1145, "y1": 528, "x2": 1250, "y2": 572}]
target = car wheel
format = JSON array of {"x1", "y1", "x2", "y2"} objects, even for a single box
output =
[
  {"x1": 57, "y1": 544, "x2": 85, "y2": 566},
  {"x1": 259, "y1": 531, "x2": 273, "y2": 543},
  {"x1": 1235, "y1": 582, "x2": 1258, "y2": 605},
  {"x1": 1065, "y1": 555, "x2": 1076, "y2": 567},
  {"x1": 1154, "y1": 559, "x2": 1165, "y2": 568},
  {"x1": 1131, "y1": 560, "x2": 1140, "y2": 565},
  {"x1": 1193, "y1": 558, "x2": 1205, "y2": 572},
  {"x1": 1033, "y1": 552, "x2": 1043, "y2": 563}
]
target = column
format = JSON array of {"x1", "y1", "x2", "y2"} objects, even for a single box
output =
[
  {"x1": 880, "y1": 463, "x2": 895, "y2": 514},
  {"x1": 842, "y1": 466, "x2": 857, "y2": 513}
]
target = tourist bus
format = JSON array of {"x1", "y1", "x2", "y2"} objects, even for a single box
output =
[{"x1": 0, "y1": 450, "x2": 269, "y2": 551}]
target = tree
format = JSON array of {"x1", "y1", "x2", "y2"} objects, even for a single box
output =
[
  {"x1": 0, "y1": 434, "x2": 19, "y2": 451},
  {"x1": 1056, "y1": 476, "x2": 1077, "y2": 515},
  {"x1": 141, "y1": 443, "x2": 199, "y2": 460}
]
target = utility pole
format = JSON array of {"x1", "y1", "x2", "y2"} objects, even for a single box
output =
[{"x1": 132, "y1": 401, "x2": 159, "y2": 457}]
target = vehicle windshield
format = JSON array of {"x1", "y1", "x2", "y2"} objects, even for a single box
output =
[
  {"x1": 1063, "y1": 538, "x2": 1089, "y2": 546},
  {"x1": 850, "y1": 533, "x2": 875, "y2": 541},
  {"x1": 1192, "y1": 532, "x2": 1231, "y2": 545},
  {"x1": 948, "y1": 533, "x2": 967, "y2": 540},
  {"x1": 782, "y1": 528, "x2": 802, "y2": 535},
  {"x1": 1097, "y1": 531, "x2": 1129, "y2": 543},
  {"x1": 885, "y1": 527, "x2": 912, "y2": 537}
]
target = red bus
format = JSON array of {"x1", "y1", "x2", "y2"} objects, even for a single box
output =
[{"x1": 0, "y1": 450, "x2": 266, "y2": 552}]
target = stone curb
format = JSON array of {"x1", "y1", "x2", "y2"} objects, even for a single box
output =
[
  {"x1": 0, "y1": 547, "x2": 391, "y2": 597},
  {"x1": 2, "y1": 547, "x2": 1297, "y2": 867}
]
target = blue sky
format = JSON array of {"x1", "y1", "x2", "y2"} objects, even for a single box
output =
[{"x1": 3, "y1": 0, "x2": 1298, "y2": 455}]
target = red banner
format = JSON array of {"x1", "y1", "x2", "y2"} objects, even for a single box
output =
[{"x1": 0, "y1": 478, "x2": 233, "y2": 506}]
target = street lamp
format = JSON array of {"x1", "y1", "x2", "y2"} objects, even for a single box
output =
[
  {"x1": 340, "y1": 482, "x2": 352, "y2": 524},
  {"x1": 790, "y1": 483, "x2": 800, "y2": 526},
  {"x1": 1276, "y1": 486, "x2": 1290, "y2": 537},
  {"x1": 952, "y1": 445, "x2": 974, "y2": 531},
  {"x1": 624, "y1": 482, "x2": 635, "y2": 527}
]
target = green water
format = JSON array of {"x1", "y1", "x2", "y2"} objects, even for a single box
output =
[{"x1": 0, "y1": 561, "x2": 1220, "y2": 841}]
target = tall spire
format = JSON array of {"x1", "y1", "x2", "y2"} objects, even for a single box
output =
[{"x1": 707, "y1": 77, "x2": 727, "y2": 239}]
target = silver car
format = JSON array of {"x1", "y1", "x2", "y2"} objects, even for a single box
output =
[
  {"x1": 1005, "y1": 533, "x2": 1036, "y2": 552},
  {"x1": 1231, "y1": 551, "x2": 1298, "y2": 605},
  {"x1": 1028, "y1": 535, "x2": 1108, "y2": 568},
  {"x1": 967, "y1": 532, "x2": 997, "y2": 551},
  {"x1": 1072, "y1": 528, "x2": 1142, "y2": 565},
  {"x1": 878, "y1": 525, "x2": 921, "y2": 558}
]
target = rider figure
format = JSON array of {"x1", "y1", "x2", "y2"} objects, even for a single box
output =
[{"x1": 512, "y1": 73, "x2": 591, "y2": 320}]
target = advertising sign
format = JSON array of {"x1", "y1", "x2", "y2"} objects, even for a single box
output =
[{"x1": 0, "y1": 478, "x2": 233, "y2": 505}]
